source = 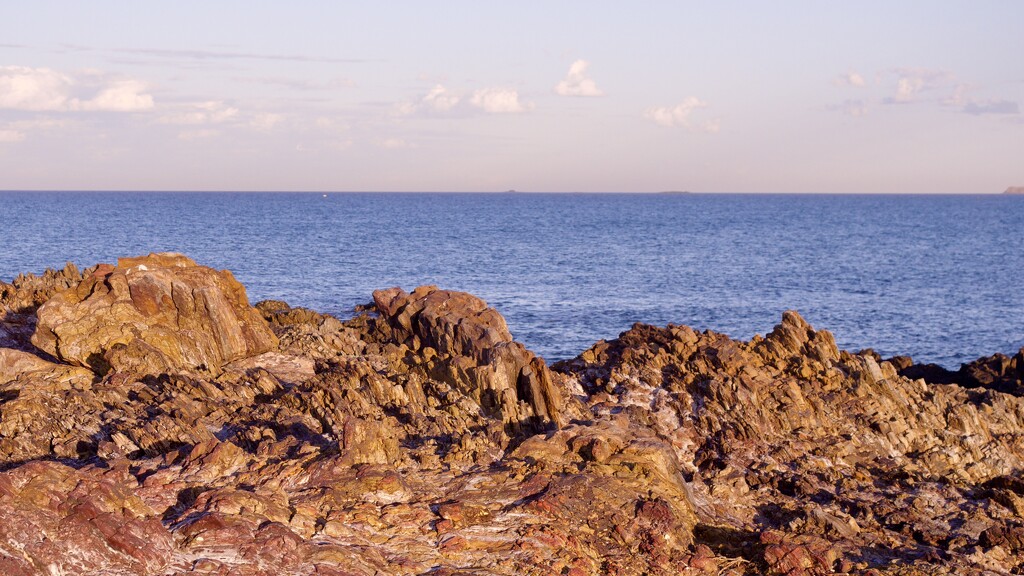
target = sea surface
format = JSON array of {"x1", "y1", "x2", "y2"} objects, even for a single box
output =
[{"x1": 1, "y1": 192, "x2": 1022, "y2": 368}]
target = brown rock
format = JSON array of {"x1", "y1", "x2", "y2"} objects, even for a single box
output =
[
  {"x1": 31, "y1": 253, "x2": 277, "y2": 375},
  {"x1": 370, "y1": 285, "x2": 565, "y2": 432}
]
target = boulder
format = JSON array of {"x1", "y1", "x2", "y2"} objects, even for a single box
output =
[{"x1": 31, "y1": 253, "x2": 277, "y2": 376}]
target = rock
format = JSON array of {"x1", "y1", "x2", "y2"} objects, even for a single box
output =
[
  {"x1": 31, "y1": 253, "x2": 278, "y2": 376},
  {"x1": 1, "y1": 256, "x2": 1023, "y2": 574},
  {"x1": 0, "y1": 262, "x2": 85, "y2": 351},
  {"x1": 557, "y1": 310, "x2": 1024, "y2": 574},
  {"x1": 898, "y1": 347, "x2": 1024, "y2": 395},
  {"x1": 369, "y1": 286, "x2": 565, "y2": 432},
  {"x1": 0, "y1": 461, "x2": 174, "y2": 574}
]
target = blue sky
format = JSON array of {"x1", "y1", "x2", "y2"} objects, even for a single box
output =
[{"x1": 1, "y1": 2, "x2": 1022, "y2": 192}]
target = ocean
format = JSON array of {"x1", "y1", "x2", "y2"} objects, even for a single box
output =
[{"x1": 1, "y1": 191, "x2": 1021, "y2": 368}]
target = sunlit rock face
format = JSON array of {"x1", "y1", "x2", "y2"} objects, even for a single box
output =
[
  {"x1": 370, "y1": 285, "x2": 565, "y2": 433},
  {"x1": 31, "y1": 252, "x2": 278, "y2": 376}
]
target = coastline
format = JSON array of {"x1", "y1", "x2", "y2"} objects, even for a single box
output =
[{"x1": 1, "y1": 253, "x2": 1023, "y2": 574}]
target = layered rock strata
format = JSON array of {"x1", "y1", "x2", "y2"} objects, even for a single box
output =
[
  {"x1": 0, "y1": 254, "x2": 1022, "y2": 575},
  {"x1": 31, "y1": 253, "x2": 278, "y2": 376}
]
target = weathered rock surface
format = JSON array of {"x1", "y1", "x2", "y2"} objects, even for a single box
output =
[
  {"x1": 367, "y1": 285, "x2": 566, "y2": 432},
  {"x1": 1, "y1": 256, "x2": 1023, "y2": 574},
  {"x1": 31, "y1": 253, "x2": 278, "y2": 376}
]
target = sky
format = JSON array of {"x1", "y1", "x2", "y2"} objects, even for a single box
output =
[{"x1": 1, "y1": 2, "x2": 1022, "y2": 193}]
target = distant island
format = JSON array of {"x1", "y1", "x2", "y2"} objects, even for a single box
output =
[
  {"x1": 658, "y1": 190, "x2": 692, "y2": 195},
  {"x1": 1005, "y1": 186, "x2": 1024, "y2": 194}
]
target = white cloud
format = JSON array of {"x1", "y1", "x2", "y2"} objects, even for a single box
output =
[
  {"x1": 894, "y1": 77, "x2": 921, "y2": 102},
  {"x1": 0, "y1": 129, "x2": 25, "y2": 143},
  {"x1": 396, "y1": 84, "x2": 462, "y2": 116},
  {"x1": 0, "y1": 66, "x2": 154, "y2": 112},
  {"x1": 422, "y1": 84, "x2": 461, "y2": 112},
  {"x1": 74, "y1": 80, "x2": 153, "y2": 111},
  {"x1": 470, "y1": 87, "x2": 531, "y2": 113},
  {"x1": 0, "y1": 66, "x2": 74, "y2": 111},
  {"x1": 885, "y1": 68, "x2": 953, "y2": 104},
  {"x1": 159, "y1": 101, "x2": 239, "y2": 125},
  {"x1": 834, "y1": 71, "x2": 865, "y2": 87},
  {"x1": 701, "y1": 119, "x2": 721, "y2": 133},
  {"x1": 555, "y1": 60, "x2": 603, "y2": 97},
  {"x1": 644, "y1": 97, "x2": 711, "y2": 128}
]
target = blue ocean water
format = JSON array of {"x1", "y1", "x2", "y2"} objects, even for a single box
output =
[{"x1": 1, "y1": 191, "x2": 1021, "y2": 368}]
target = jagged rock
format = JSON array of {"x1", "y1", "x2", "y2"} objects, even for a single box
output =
[
  {"x1": 31, "y1": 253, "x2": 278, "y2": 376},
  {"x1": 1, "y1": 257, "x2": 1023, "y2": 574},
  {"x1": 369, "y1": 285, "x2": 565, "y2": 432},
  {"x1": 898, "y1": 347, "x2": 1024, "y2": 396},
  {"x1": 0, "y1": 262, "x2": 86, "y2": 351},
  {"x1": 556, "y1": 310, "x2": 1024, "y2": 574},
  {"x1": 256, "y1": 299, "x2": 367, "y2": 360}
]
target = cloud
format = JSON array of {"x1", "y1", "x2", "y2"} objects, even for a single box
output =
[
  {"x1": 827, "y1": 99, "x2": 869, "y2": 117},
  {"x1": 884, "y1": 68, "x2": 954, "y2": 104},
  {"x1": 0, "y1": 66, "x2": 74, "y2": 111},
  {"x1": 422, "y1": 84, "x2": 461, "y2": 112},
  {"x1": 0, "y1": 66, "x2": 154, "y2": 112},
  {"x1": 0, "y1": 129, "x2": 25, "y2": 143},
  {"x1": 397, "y1": 85, "x2": 531, "y2": 116},
  {"x1": 555, "y1": 60, "x2": 603, "y2": 97},
  {"x1": 74, "y1": 80, "x2": 153, "y2": 111},
  {"x1": 395, "y1": 84, "x2": 462, "y2": 116},
  {"x1": 702, "y1": 119, "x2": 721, "y2": 134},
  {"x1": 644, "y1": 97, "x2": 714, "y2": 129},
  {"x1": 159, "y1": 101, "x2": 239, "y2": 125},
  {"x1": 834, "y1": 71, "x2": 865, "y2": 87},
  {"x1": 470, "y1": 88, "x2": 531, "y2": 113},
  {"x1": 249, "y1": 113, "x2": 284, "y2": 130},
  {"x1": 963, "y1": 100, "x2": 1019, "y2": 115}
]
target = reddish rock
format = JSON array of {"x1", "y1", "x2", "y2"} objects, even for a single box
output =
[{"x1": 1, "y1": 257, "x2": 1023, "y2": 575}]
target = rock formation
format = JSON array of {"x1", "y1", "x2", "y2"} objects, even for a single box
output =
[
  {"x1": 1, "y1": 254, "x2": 1023, "y2": 574},
  {"x1": 368, "y1": 285, "x2": 564, "y2": 432},
  {"x1": 31, "y1": 253, "x2": 278, "y2": 376},
  {"x1": 895, "y1": 348, "x2": 1024, "y2": 396}
]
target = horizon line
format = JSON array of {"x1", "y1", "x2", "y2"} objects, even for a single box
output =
[{"x1": 0, "y1": 189, "x2": 1016, "y2": 195}]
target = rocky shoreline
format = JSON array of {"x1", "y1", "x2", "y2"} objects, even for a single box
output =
[{"x1": 1, "y1": 253, "x2": 1022, "y2": 575}]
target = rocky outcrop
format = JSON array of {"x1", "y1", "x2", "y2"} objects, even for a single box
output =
[
  {"x1": 896, "y1": 347, "x2": 1024, "y2": 396},
  {"x1": 31, "y1": 253, "x2": 278, "y2": 376},
  {"x1": 368, "y1": 285, "x2": 565, "y2": 432},
  {"x1": 1, "y1": 256, "x2": 1023, "y2": 574},
  {"x1": 0, "y1": 262, "x2": 85, "y2": 351},
  {"x1": 555, "y1": 312, "x2": 1024, "y2": 574}
]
